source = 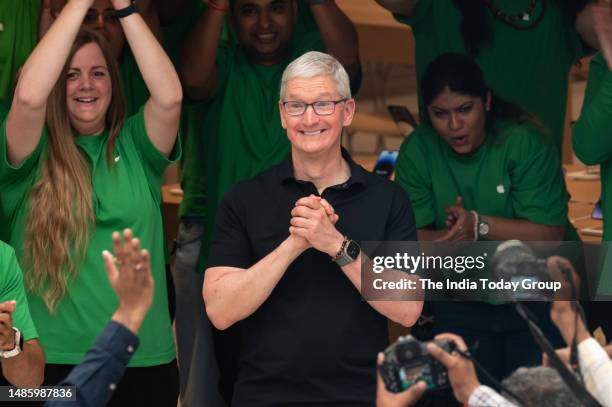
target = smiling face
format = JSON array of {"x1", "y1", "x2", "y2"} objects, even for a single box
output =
[
  {"x1": 427, "y1": 88, "x2": 490, "y2": 155},
  {"x1": 279, "y1": 75, "x2": 355, "y2": 157},
  {"x1": 231, "y1": 0, "x2": 296, "y2": 66},
  {"x1": 66, "y1": 42, "x2": 112, "y2": 135}
]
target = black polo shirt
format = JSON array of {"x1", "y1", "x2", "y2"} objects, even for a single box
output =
[{"x1": 207, "y1": 149, "x2": 417, "y2": 406}]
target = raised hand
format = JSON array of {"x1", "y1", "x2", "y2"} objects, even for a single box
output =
[
  {"x1": 376, "y1": 352, "x2": 426, "y2": 407},
  {"x1": 427, "y1": 333, "x2": 480, "y2": 404},
  {"x1": 102, "y1": 229, "x2": 154, "y2": 334}
]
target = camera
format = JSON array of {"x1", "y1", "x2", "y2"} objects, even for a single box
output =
[
  {"x1": 379, "y1": 334, "x2": 455, "y2": 393},
  {"x1": 491, "y1": 240, "x2": 554, "y2": 301}
]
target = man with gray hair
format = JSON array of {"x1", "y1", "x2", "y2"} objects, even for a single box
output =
[
  {"x1": 203, "y1": 51, "x2": 422, "y2": 406},
  {"x1": 502, "y1": 367, "x2": 579, "y2": 407}
]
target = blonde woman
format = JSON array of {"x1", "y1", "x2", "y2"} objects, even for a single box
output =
[{"x1": 0, "y1": 0, "x2": 182, "y2": 404}]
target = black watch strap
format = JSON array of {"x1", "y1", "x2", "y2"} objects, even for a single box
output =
[{"x1": 116, "y1": 3, "x2": 138, "y2": 19}]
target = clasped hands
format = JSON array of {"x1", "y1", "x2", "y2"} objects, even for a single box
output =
[
  {"x1": 287, "y1": 194, "x2": 344, "y2": 257},
  {"x1": 437, "y1": 196, "x2": 477, "y2": 242}
]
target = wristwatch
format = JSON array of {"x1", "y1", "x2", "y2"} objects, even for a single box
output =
[
  {"x1": 477, "y1": 216, "x2": 490, "y2": 239},
  {"x1": 0, "y1": 327, "x2": 22, "y2": 359},
  {"x1": 332, "y1": 236, "x2": 361, "y2": 266}
]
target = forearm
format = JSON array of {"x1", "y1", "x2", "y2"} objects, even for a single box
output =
[
  {"x1": 576, "y1": 5, "x2": 600, "y2": 51},
  {"x1": 341, "y1": 254, "x2": 423, "y2": 327},
  {"x1": 180, "y1": 4, "x2": 225, "y2": 100},
  {"x1": 482, "y1": 216, "x2": 564, "y2": 241},
  {"x1": 309, "y1": 1, "x2": 360, "y2": 80},
  {"x1": 1, "y1": 342, "x2": 44, "y2": 387},
  {"x1": 111, "y1": 308, "x2": 146, "y2": 336},
  {"x1": 374, "y1": 0, "x2": 418, "y2": 18},
  {"x1": 551, "y1": 306, "x2": 591, "y2": 345},
  {"x1": 204, "y1": 240, "x2": 303, "y2": 330},
  {"x1": 573, "y1": 64, "x2": 612, "y2": 164},
  {"x1": 15, "y1": 1, "x2": 89, "y2": 109},
  {"x1": 117, "y1": 5, "x2": 182, "y2": 110}
]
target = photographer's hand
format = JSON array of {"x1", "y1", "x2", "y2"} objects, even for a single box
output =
[
  {"x1": 550, "y1": 300, "x2": 591, "y2": 347},
  {"x1": 427, "y1": 333, "x2": 480, "y2": 404},
  {"x1": 547, "y1": 256, "x2": 581, "y2": 301},
  {"x1": 546, "y1": 256, "x2": 590, "y2": 346},
  {"x1": 376, "y1": 353, "x2": 427, "y2": 407}
]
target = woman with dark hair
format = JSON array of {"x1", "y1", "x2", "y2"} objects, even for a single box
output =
[
  {"x1": 395, "y1": 53, "x2": 578, "y2": 384},
  {"x1": 0, "y1": 0, "x2": 182, "y2": 404},
  {"x1": 375, "y1": 0, "x2": 598, "y2": 158}
]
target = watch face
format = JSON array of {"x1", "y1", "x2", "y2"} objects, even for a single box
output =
[
  {"x1": 479, "y1": 222, "x2": 490, "y2": 236},
  {"x1": 346, "y1": 241, "x2": 361, "y2": 259}
]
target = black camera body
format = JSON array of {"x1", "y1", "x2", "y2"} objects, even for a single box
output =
[
  {"x1": 379, "y1": 334, "x2": 455, "y2": 393},
  {"x1": 492, "y1": 241, "x2": 554, "y2": 301}
]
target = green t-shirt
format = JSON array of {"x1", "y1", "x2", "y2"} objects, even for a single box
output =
[
  {"x1": 0, "y1": 241, "x2": 37, "y2": 341},
  {"x1": 179, "y1": 32, "x2": 324, "y2": 273},
  {"x1": 0, "y1": 0, "x2": 40, "y2": 106},
  {"x1": 395, "y1": 121, "x2": 577, "y2": 241},
  {"x1": 0, "y1": 107, "x2": 180, "y2": 366},
  {"x1": 396, "y1": 0, "x2": 586, "y2": 155},
  {"x1": 572, "y1": 53, "x2": 612, "y2": 295},
  {"x1": 573, "y1": 54, "x2": 612, "y2": 241}
]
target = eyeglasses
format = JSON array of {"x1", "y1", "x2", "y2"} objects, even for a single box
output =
[
  {"x1": 83, "y1": 9, "x2": 119, "y2": 24},
  {"x1": 281, "y1": 99, "x2": 347, "y2": 116}
]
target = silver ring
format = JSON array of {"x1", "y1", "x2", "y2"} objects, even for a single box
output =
[{"x1": 134, "y1": 263, "x2": 143, "y2": 271}]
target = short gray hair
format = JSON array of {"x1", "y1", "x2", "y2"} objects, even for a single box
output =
[
  {"x1": 280, "y1": 51, "x2": 351, "y2": 100},
  {"x1": 502, "y1": 367, "x2": 579, "y2": 407}
]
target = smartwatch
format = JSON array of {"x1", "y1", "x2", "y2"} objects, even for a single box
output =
[
  {"x1": 477, "y1": 217, "x2": 490, "y2": 239},
  {"x1": 0, "y1": 327, "x2": 22, "y2": 359},
  {"x1": 333, "y1": 236, "x2": 361, "y2": 266}
]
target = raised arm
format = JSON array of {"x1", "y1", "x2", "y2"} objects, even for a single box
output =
[
  {"x1": 575, "y1": 2, "x2": 606, "y2": 52},
  {"x1": 374, "y1": 0, "x2": 418, "y2": 19},
  {"x1": 6, "y1": 0, "x2": 92, "y2": 167},
  {"x1": 112, "y1": 0, "x2": 182, "y2": 156},
  {"x1": 180, "y1": 0, "x2": 227, "y2": 101},
  {"x1": 307, "y1": 0, "x2": 360, "y2": 82}
]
